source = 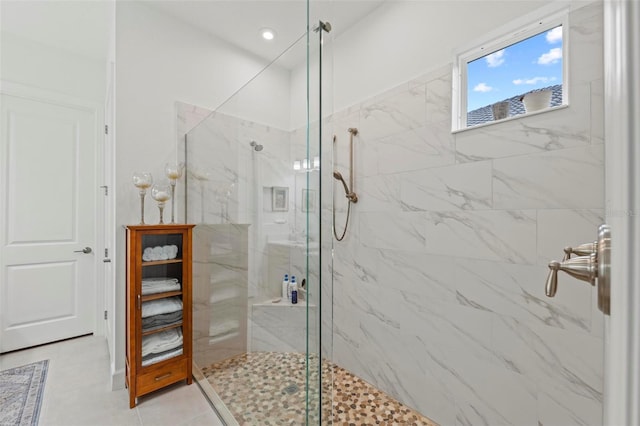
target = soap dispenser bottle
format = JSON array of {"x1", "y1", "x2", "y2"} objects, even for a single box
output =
[
  {"x1": 281, "y1": 274, "x2": 289, "y2": 300},
  {"x1": 288, "y1": 276, "x2": 296, "y2": 302},
  {"x1": 291, "y1": 280, "x2": 298, "y2": 304}
]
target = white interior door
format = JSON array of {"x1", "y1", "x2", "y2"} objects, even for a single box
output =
[{"x1": 0, "y1": 87, "x2": 98, "y2": 353}]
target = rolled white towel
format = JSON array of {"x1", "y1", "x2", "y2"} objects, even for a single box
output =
[{"x1": 142, "y1": 247, "x2": 154, "y2": 262}]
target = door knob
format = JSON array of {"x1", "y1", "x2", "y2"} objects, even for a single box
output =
[
  {"x1": 74, "y1": 247, "x2": 92, "y2": 254},
  {"x1": 545, "y1": 224, "x2": 610, "y2": 315}
]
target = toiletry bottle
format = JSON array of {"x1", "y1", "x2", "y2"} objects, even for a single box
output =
[
  {"x1": 281, "y1": 274, "x2": 289, "y2": 300},
  {"x1": 288, "y1": 276, "x2": 296, "y2": 302},
  {"x1": 291, "y1": 280, "x2": 298, "y2": 304}
]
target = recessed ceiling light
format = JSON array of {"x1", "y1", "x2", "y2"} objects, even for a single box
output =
[{"x1": 260, "y1": 28, "x2": 276, "y2": 41}]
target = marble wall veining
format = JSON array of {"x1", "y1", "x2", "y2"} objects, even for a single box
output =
[
  {"x1": 326, "y1": 2, "x2": 604, "y2": 425},
  {"x1": 178, "y1": 3, "x2": 604, "y2": 424},
  {"x1": 179, "y1": 102, "x2": 322, "y2": 358}
]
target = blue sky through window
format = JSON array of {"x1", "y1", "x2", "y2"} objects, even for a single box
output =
[{"x1": 467, "y1": 25, "x2": 563, "y2": 112}]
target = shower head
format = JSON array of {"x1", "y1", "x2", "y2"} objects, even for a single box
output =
[
  {"x1": 250, "y1": 141, "x2": 263, "y2": 151},
  {"x1": 333, "y1": 170, "x2": 358, "y2": 203},
  {"x1": 333, "y1": 170, "x2": 350, "y2": 195}
]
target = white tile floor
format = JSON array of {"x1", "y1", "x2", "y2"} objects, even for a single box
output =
[{"x1": 0, "y1": 335, "x2": 224, "y2": 426}]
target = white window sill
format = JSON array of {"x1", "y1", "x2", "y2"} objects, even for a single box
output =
[{"x1": 451, "y1": 103, "x2": 569, "y2": 134}]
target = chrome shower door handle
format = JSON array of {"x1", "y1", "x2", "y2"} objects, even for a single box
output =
[{"x1": 545, "y1": 224, "x2": 611, "y2": 315}]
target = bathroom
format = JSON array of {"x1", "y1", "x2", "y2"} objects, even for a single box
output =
[
  {"x1": 1, "y1": 0, "x2": 638, "y2": 424},
  {"x1": 172, "y1": 0, "x2": 604, "y2": 423}
]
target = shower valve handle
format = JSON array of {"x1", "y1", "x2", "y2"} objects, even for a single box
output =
[
  {"x1": 544, "y1": 224, "x2": 611, "y2": 315},
  {"x1": 562, "y1": 242, "x2": 597, "y2": 260},
  {"x1": 545, "y1": 254, "x2": 597, "y2": 297}
]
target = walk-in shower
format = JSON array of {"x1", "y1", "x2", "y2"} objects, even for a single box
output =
[
  {"x1": 183, "y1": 0, "x2": 606, "y2": 424},
  {"x1": 182, "y1": 10, "x2": 437, "y2": 423}
]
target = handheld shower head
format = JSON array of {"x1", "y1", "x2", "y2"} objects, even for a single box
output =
[{"x1": 333, "y1": 170, "x2": 358, "y2": 203}]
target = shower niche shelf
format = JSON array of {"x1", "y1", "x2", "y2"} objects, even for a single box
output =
[{"x1": 125, "y1": 224, "x2": 195, "y2": 408}]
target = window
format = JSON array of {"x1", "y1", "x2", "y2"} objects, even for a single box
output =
[{"x1": 452, "y1": 8, "x2": 569, "y2": 131}]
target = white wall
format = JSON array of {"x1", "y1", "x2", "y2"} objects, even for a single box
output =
[
  {"x1": 0, "y1": 32, "x2": 106, "y2": 102},
  {"x1": 321, "y1": 1, "x2": 605, "y2": 424},
  {"x1": 0, "y1": 0, "x2": 108, "y2": 101},
  {"x1": 114, "y1": 1, "x2": 291, "y2": 385},
  {"x1": 291, "y1": 0, "x2": 566, "y2": 128}
]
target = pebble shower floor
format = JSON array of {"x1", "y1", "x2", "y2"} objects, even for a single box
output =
[{"x1": 201, "y1": 352, "x2": 437, "y2": 425}]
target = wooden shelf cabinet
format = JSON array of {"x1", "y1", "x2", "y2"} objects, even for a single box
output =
[{"x1": 125, "y1": 224, "x2": 195, "y2": 408}]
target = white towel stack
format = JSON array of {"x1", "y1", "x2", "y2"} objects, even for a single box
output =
[
  {"x1": 141, "y1": 328, "x2": 183, "y2": 357},
  {"x1": 141, "y1": 297, "x2": 182, "y2": 318},
  {"x1": 142, "y1": 245, "x2": 179, "y2": 262},
  {"x1": 141, "y1": 347, "x2": 183, "y2": 367},
  {"x1": 141, "y1": 277, "x2": 181, "y2": 295}
]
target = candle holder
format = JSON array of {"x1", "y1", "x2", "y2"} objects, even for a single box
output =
[
  {"x1": 132, "y1": 172, "x2": 153, "y2": 224},
  {"x1": 151, "y1": 181, "x2": 171, "y2": 224},
  {"x1": 165, "y1": 162, "x2": 184, "y2": 223}
]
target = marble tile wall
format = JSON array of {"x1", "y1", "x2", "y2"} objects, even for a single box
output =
[
  {"x1": 179, "y1": 4, "x2": 604, "y2": 424},
  {"x1": 182, "y1": 107, "x2": 295, "y2": 303},
  {"x1": 180, "y1": 104, "x2": 320, "y2": 357},
  {"x1": 326, "y1": 2, "x2": 605, "y2": 425}
]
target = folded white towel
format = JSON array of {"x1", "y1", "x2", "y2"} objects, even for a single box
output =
[
  {"x1": 142, "y1": 278, "x2": 181, "y2": 295},
  {"x1": 141, "y1": 346, "x2": 183, "y2": 367},
  {"x1": 141, "y1": 297, "x2": 182, "y2": 318},
  {"x1": 141, "y1": 328, "x2": 183, "y2": 357}
]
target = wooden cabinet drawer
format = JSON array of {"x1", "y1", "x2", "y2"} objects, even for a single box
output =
[{"x1": 137, "y1": 357, "x2": 189, "y2": 396}]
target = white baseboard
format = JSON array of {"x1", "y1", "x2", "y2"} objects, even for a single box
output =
[{"x1": 110, "y1": 367, "x2": 125, "y2": 391}]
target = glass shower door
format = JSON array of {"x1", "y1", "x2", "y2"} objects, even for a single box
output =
[{"x1": 184, "y1": 23, "x2": 328, "y2": 422}]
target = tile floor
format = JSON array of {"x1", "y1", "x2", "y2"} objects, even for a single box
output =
[
  {"x1": 202, "y1": 352, "x2": 437, "y2": 425},
  {"x1": 0, "y1": 335, "x2": 222, "y2": 426}
]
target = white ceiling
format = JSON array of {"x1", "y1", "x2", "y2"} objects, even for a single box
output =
[
  {"x1": 140, "y1": 0, "x2": 386, "y2": 69},
  {"x1": 0, "y1": 1, "x2": 385, "y2": 69}
]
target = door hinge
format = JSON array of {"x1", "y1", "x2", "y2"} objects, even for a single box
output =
[
  {"x1": 105, "y1": 124, "x2": 109, "y2": 135},
  {"x1": 104, "y1": 310, "x2": 108, "y2": 320}
]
